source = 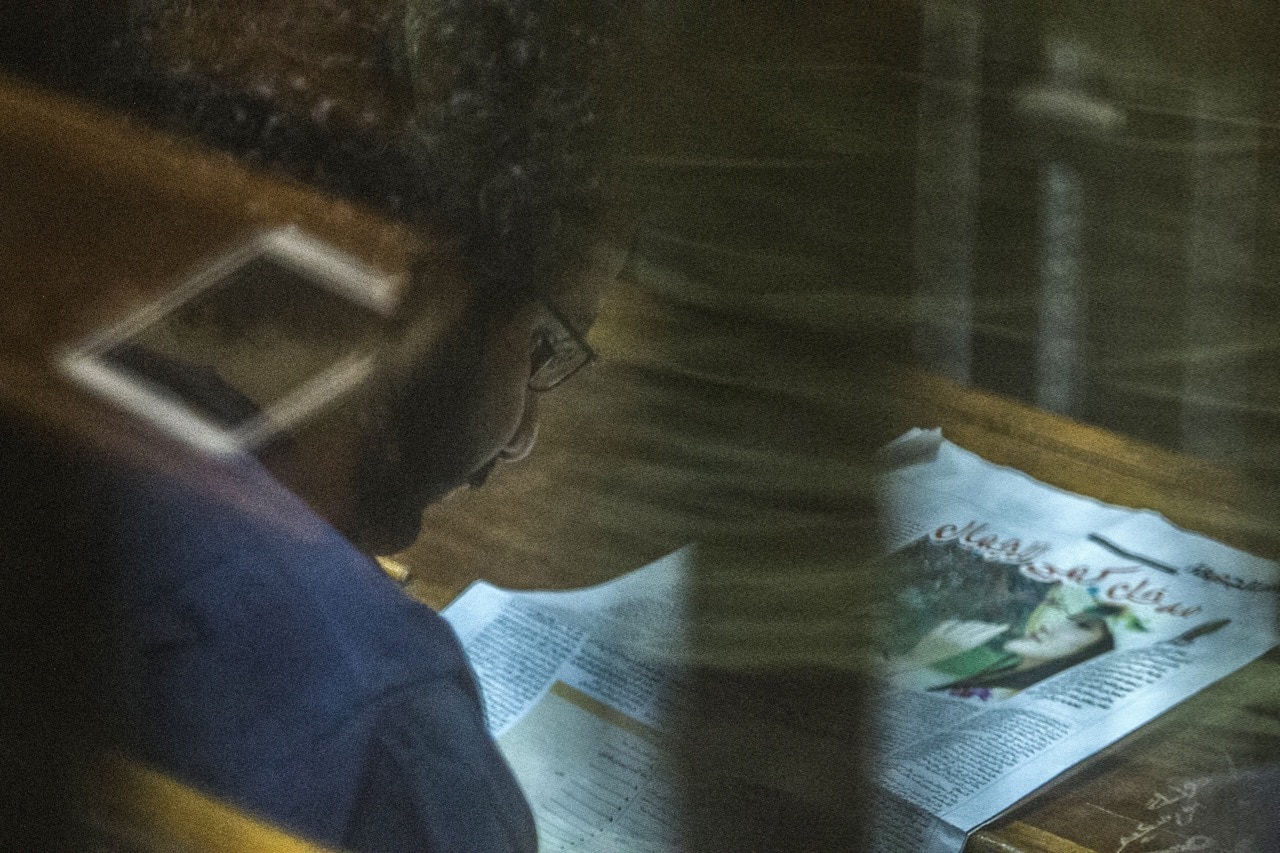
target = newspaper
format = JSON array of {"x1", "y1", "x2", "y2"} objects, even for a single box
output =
[
  {"x1": 441, "y1": 548, "x2": 693, "y2": 852},
  {"x1": 442, "y1": 431, "x2": 1279, "y2": 852},
  {"x1": 873, "y1": 429, "x2": 1278, "y2": 851}
]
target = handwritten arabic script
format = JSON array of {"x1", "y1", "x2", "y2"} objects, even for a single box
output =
[{"x1": 1116, "y1": 780, "x2": 1211, "y2": 853}]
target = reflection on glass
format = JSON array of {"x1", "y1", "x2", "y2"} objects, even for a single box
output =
[
  {"x1": 62, "y1": 230, "x2": 392, "y2": 453},
  {"x1": 913, "y1": 0, "x2": 981, "y2": 382}
]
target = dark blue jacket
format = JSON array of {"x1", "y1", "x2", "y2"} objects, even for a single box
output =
[{"x1": 101, "y1": 456, "x2": 536, "y2": 852}]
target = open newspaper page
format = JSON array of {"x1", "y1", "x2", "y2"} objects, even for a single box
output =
[
  {"x1": 441, "y1": 548, "x2": 693, "y2": 852},
  {"x1": 872, "y1": 429, "x2": 1280, "y2": 852},
  {"x1": 442, "y1": 430, "x2": 1278, "y2": 852}
]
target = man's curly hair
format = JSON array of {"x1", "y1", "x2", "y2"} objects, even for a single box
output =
[
  {"x1": 119, "y1": 0, "x2": 632, "y2": 303},
  {"x1": 402, "y1": 0, "x2": 630, "y2": 302}
]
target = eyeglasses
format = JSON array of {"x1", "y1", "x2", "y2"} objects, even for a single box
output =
[{"x1": 528, "y1": 299, "x2": 597, "y2": 392}]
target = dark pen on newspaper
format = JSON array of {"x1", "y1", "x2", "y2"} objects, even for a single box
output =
[
  {"x1": 1168, "y1": 619, "x2": 1231, "y2": 646},
  {"x1": 1087, "y1": 533, "x2": 1180, "y2": 575}
]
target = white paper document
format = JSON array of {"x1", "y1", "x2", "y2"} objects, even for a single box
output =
[
  {"x1": 443, "y1": 432, "x2": 1279, "y2": 852},
  {"x1": 443, "y1": 548, "x2": 692, "y2": 852},
  {"x1": 872, "y1": 429, "x2": 1279, "y2": 851}
]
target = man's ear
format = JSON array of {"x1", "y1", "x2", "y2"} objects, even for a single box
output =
[
  {"x1": 499, "y1": 396, "x2": 540, "y2": 462},
  {"x1": 381, "y1": 229, "x2": 473, "y2": 377}
]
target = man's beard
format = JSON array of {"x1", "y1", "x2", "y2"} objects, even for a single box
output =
[{"x1": 347, "y1": 325, "x2": 493, "y2": 555}]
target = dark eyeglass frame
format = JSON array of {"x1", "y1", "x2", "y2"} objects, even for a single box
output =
[{"x1": 528, "y1": 298, "x2": 597, "y2": 392}]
